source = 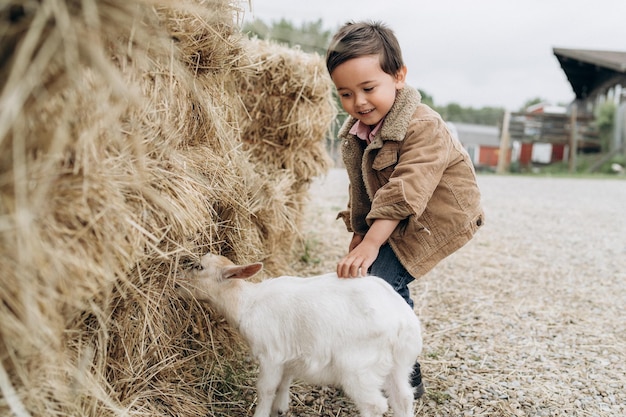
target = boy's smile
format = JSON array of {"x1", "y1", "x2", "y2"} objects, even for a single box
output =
[{"x1": 331, "y1": 55, "x2": 406, "y2": 127}]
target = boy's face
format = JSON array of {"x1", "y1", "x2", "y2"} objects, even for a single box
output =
[{"x1": 331, "y1": 55, "x2": 407, "y2": 127}]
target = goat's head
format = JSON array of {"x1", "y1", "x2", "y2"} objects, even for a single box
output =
[{"x1": 177, "y1": 252, "x2": 263, "y2": 299}]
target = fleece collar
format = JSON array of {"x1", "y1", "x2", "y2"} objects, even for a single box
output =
[{"x1": 339, "y1": 86, "x2": 422, "y2": 142}]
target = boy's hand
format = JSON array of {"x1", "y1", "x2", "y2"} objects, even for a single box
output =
[
  {"x1": 337, "y1": 239, "x2": 379, "y2": 278},
  {"x1": 337, "y1": 219, "x2": 400, "y2": 278},
  {"x1": 337, "y1": 233, "x2": 380, "y2": 278}
]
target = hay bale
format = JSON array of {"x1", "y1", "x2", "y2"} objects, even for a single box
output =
[
  {"x1": 161, "y1": 0, "x2": 246, "y2": 74},
  {"x1": 0, "y1": 0, "x2": 335, "y2": 416},
  {"x1": 238, "y1": 38, "x2": 336, "y2": 182},
  {"x1": 236, "y1": 39, "x2": 337, "y2": 265}
]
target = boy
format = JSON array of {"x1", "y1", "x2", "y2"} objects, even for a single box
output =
[{"x1": 326, "y1": 21, "x2": 485, "y2": 399}]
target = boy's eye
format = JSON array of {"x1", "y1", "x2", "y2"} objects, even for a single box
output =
[
  {"x1": 364, "y1": 87, "x2": 374, "y2": 92},
  {"x1": 340, "y1": 92, "x2": 351, "y2": 98}
]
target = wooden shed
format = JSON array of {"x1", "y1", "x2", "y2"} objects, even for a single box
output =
[
  {"x1": 553, "y1": 48, "x2": 626, "y2": 109},
  {"x1": 553, "y1": 48, "x2": 626, "y2": 156}
]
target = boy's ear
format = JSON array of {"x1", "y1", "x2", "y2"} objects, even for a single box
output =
[{"x1": 394, "y1": 66, "x2": 408, "y2": 89}]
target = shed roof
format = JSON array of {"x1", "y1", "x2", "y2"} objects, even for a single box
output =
[
  {"x1": 553, "y1": 48, "x2": 626, "y2": 99},
  {"x1": 453, "y1": 122, "x2": 500, "y2": 147}
]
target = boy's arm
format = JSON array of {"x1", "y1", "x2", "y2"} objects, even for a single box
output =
[{"x1": 337, "y1": 219, "x2": 400, "y2": 278}]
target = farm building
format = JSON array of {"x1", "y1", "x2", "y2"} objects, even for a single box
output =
[
  {"x1": 489, "y1": 47, "x2": 626, "y2": 171},
  {"x1": 554, "y1": 48, "x2": 626, "y2": 156},
  {"x1": 554, "y1": 48, "x2": 626, "y2": 111},
  {"x1": 450, "y1": 122, "x2": 502, "y2": 171}
]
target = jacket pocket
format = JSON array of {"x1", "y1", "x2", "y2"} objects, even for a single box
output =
[
  {"x1": 371, "y1": 143, "x2": 399, "y2": 184},
  {"x1": 372, "y1": 144, "x2": 399, "y2": 170}
]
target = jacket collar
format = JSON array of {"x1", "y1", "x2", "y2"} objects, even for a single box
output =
[{"x1": 339, "y1": 86, "x2": 422, "y2": 142}]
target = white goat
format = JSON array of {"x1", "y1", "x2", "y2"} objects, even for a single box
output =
[{"x1": 179, "y1": 252, "x2": 422, "y2": 417}]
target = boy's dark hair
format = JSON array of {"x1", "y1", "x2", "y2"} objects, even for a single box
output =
[{"x1": 326, "y1": 21, "x2": 404, "y2": 77}]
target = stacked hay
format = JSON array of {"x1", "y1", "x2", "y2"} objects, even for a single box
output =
[
  {"x1": 236, "y1": 39, "x2": 336, "y2": 264},
  {"x1": 0, "y1": 0, "x2": 336, "y2": 416}
]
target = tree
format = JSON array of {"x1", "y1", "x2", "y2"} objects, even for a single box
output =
[
  {"x1": 443, "y1": 103, "x2": 464, "y2": 121},
  {"x1": 418, "y1": 89, "x2": 435, "y2": 108},
  {"x1": 243, "y1": 18, "x2": 332, "y2": 55},
  {"x1": 242, "y1": 18, "x2": 509, "y2": 127},
  {"x1": 594, "y1": 100, "x2": 615, "y2": 152},
  {"x1": 520, "y1": 97, "x2": 545, "y2": 112}
]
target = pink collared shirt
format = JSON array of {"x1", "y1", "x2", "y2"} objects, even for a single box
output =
[{"x1": 349, "y1": 119, "x2": 385, "y2": 144}]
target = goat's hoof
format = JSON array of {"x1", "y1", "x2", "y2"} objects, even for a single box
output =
[{"x1": 413, "y1": 381, "x2": 425, "y2": 399}]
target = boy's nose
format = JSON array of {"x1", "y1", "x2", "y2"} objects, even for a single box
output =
[{"x1": 355, "y1": 93, "x2": 367, "y2": 106}]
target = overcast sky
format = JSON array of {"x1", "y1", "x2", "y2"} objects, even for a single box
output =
[{"x1": 243, "y1": 0, "x2": 626, "y2": 110}]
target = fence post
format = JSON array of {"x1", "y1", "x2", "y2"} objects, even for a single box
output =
[
  {"x1": 496, "y1": 110, "x2": 511, "y2": 174},
  {"x1": 568, "y1": 103, "x2": 578, "y2": 173}
]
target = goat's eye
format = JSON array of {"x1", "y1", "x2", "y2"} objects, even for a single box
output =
[{"x1": 193, "y1": 264, "x2": 204, "y2": 271}]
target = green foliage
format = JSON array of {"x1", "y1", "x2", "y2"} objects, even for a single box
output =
[
  {"x1": 594, "y1": 100, "x2": 616, "y2": 152},
  {"x1": 242, "y1": 18, "x2": 539, "y2": 127},
  {"x1": 507, "y1": 153, "x2": 626, "y2": 178},
  {"x1": 299, "y1": 238, "x2": 321, "y2": 265},
  {"x1": 418, "y1": 89, "x2": 435, "y2": 107},
  {"x1": 427, "y1": 390, "x2": 452, "y2": 404},
  {"x1": 243, "y1": 18, "x2": 332, "y2": 55},
  {"x1": 443, "y1": 102, "x2": 464, "y2": 121},
  {"x1": 435, "y1": 102, "x2": 505, "y2": 126},
  {"x1": 328, "y1": 90, "x2": 348, "y2": 140},
  {"x1": 425, "y1": 349, "x2": 443, "y2": 360},
  {"x1": 597, "y1": 154, "x2": 626, "y2": 175},
  {"x1": 520, "y1": 97, "x2": 545, "y2": 112}
]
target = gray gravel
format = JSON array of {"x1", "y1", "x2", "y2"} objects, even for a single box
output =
[{"x1": 294, "y1": 170, "x2": 626, "y2": 417}]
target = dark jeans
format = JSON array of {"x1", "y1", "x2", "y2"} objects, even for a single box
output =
[
  {"x1": 369, "y1": 244, "x2": 423, "y2": 394},
  {"x1": 368, "y1": 243, "x2": 415, "y2": 309}
]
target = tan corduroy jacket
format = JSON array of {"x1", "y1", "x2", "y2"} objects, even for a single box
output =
[{"x1": 337, "y1": 85, "x2": 485, "y2": 279}]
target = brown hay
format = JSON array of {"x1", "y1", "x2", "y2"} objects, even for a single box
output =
[
  {"x1": 160, "y1": 0, "x2": 246, "y2": 74},
  {"x1": 0, "y1": 0, "x2": 334, "y2": 416},
  {"x1": 237, "y1": 38, "x2": 336, "y2": 182},
  {"x1": 235, "y1": 39, "x2": 337, "y2": 268}
]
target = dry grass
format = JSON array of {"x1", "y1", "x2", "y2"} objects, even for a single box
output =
[{"x1": 0, "y1": 0, "x2": 335, "y2": 415}]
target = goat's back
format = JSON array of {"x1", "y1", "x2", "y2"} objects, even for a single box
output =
[{"x1": 237, "y1": 273, "x2": 422, "y2": 385}]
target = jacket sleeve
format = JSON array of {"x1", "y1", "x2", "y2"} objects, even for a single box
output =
[
  {"x1": 336, "y1": 184, "x2": 353, "y2": 232},
  {"x1": 366, "y1": 116, "x2": 451, "y2": 225}
]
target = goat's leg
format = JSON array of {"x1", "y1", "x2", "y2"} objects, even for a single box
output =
[
  {"x1": 271, "y1": 373, "x2": 292, "y2": 415},
  {"x1": 341, "y1": 374, "x2": 388, "y2": 417},
  {"x1": 384, "y1": 366, "x2": 414, "y2": 417},
  {"x1": 253, "y1": 362, "x2": 284, "y2": 417}
]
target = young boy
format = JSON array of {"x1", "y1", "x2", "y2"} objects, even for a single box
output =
[{"x1": 326, "y1": 21, "x2": 485, "y2": 399}]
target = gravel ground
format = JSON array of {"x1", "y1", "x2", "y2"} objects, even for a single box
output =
[{"x1": 291, "y1": 169, "x2": 626, "y2": 417}]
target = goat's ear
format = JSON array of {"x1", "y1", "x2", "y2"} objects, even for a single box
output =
[{"x1": 222, "y1": 262, "x2": 263, "y2": 280}]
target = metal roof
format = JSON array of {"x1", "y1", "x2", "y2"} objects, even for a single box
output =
[
  {"x1": 553, "y1": 48, "x2": 626, "y2": 99},
  {"x1": 452, "y1": 122, "x2": 500, "y2": 147}
]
